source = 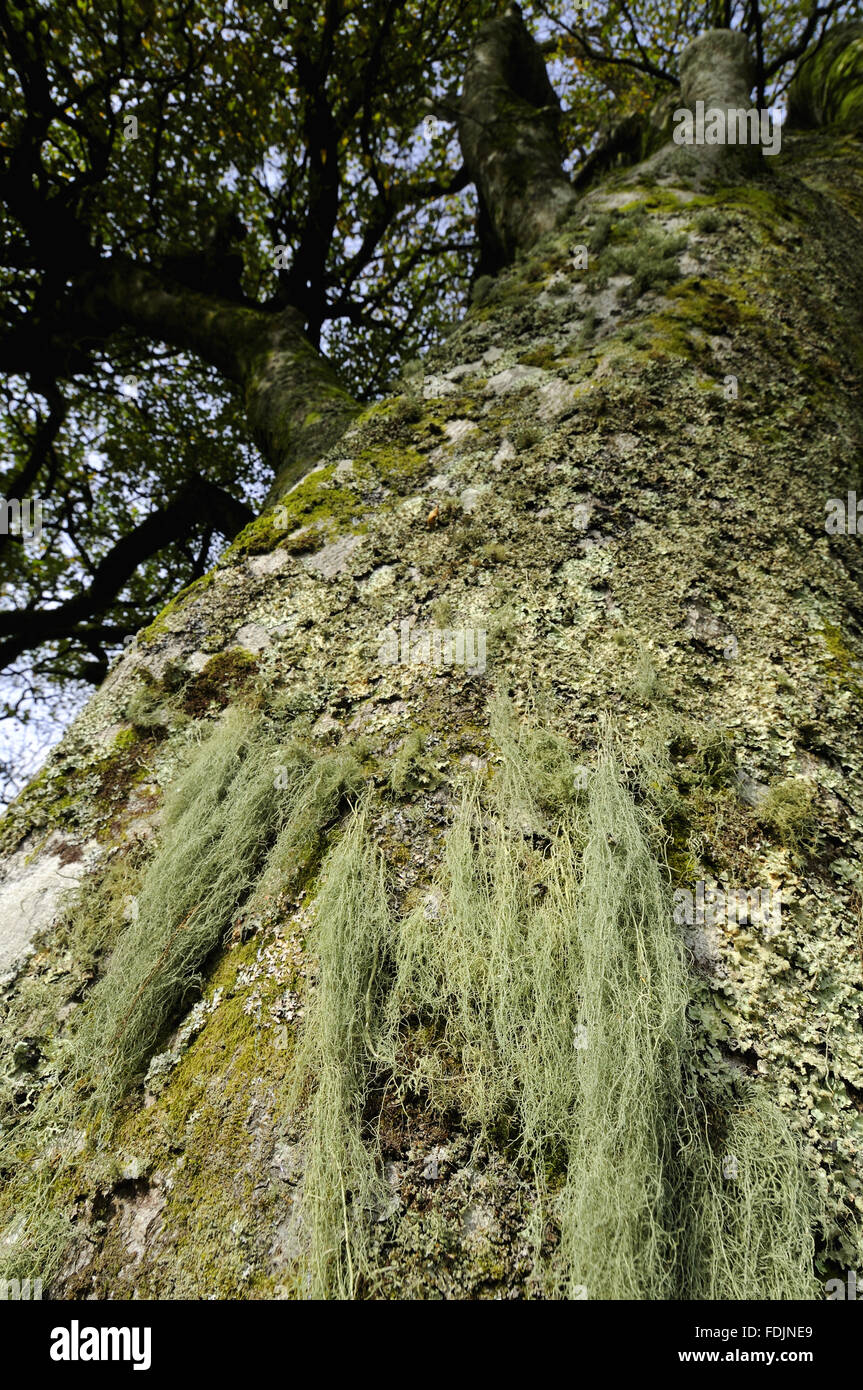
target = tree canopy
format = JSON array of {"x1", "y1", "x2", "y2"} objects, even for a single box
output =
[{"x1": 0, "y1": 0, "x2": 857, "y2": 799}]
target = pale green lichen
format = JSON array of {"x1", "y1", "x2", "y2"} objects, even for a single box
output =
[{"x1": 292, "y1": 710, "x2": 818, "y2": 1300}]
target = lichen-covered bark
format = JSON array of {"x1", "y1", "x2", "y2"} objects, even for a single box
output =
[{"x1": 2, "y1": 28, "x2": 863, "y2": 1299}]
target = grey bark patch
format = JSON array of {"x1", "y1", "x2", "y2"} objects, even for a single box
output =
[
  {"x1": 685, "y1": 920, "x2": 728, "y2": 978},
  {"x1": 538, "y1": 378, "x2": 576, "y2": 420},
  {"x1": 685, "y1": 601, "x2": 730, "y2": 643},
  {"x1": 269, "y1": 1197, "x2": 307, "y2": 1265},
  {"x1": 492, "y1": 438, "x2": 517, "y2": 470},
  {"x1": 139, "y1": 639, "x2": 193, "y2": 681},
  {"x1": 233, "y1": 622, "x2": 273, "y2": 652},
  {"x1": 462, "y1": 1204, "x2": 498, "y2": 1239},
  {"x1": 486, "y1": 364, "x2": 547, "y2": 395},
  {"x1": 613, "y1": 433, "x2": 641, "y2": 456},
  {"x1": 362, "y1": 564, "x2": 398, "y2": 593},
  {"x1": 301, "y1": 533, "x2": 364, "y2": 579},
  {"x1": 443, "y1": 418, "x2": 480, "y2": 447},
  {"x1": 271, "y1": 1140, "x2": 304, "y2": 1184},
  {"x1": 422, "y1": 374, "x2": 458, "y2": 399},
  {"x1": 248, "y1": 548, "x2": 292, "y2": 577},
  {"x1": 116, "y1": 1182, "x2": 167, "y2": 1263},
  {"x1": 0, "y1": 834, "x2": 90, "y2": 981},
  {"x1": 459, "y1": 485, "x2": 488, "y2": 514},
  {"x1": 444, "y1": 360, "x2": 485, "y2": 382},
  {"x1": 311, "y1": 713, "x2": 342, "y2": 738},
  {"x1": 736, "y1": 769, "x2": 769, "y2": 808}
]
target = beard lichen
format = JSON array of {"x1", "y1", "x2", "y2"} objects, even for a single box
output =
[
  {"x1": 0, "y1": 702, "x2": 821, "y2": 1300},
  {"x1": 289, "y1": 707, "x2": 818, "y2": 1299},
  {"x1": 0, "y1": 706, "x2": 363, "y2": 1284}
]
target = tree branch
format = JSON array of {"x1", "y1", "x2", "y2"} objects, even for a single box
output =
[
  {"x1": 0, "y1": 477, "x2": 255, "y2": 672},
  {"x1": 27, "y1": 257, "x2": 360, "y2": 496}
]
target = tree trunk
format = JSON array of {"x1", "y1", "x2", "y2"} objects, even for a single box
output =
[{"x1": 2, "y1": 25, "x2": 863, "y2": 1300}]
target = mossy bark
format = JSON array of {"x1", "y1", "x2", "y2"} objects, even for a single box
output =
[{"x1": 2, "y1": 28, "x2": 863, "y2": 1299}]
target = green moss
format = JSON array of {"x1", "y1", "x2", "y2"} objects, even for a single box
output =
[
  {"x1": 755, "y1": 779, "x2": 817, "y2": 859},
  {"x1": 138, "y1": 571, "x2": 217, "y2": 645},
  {"x1": 179, "y1": 648, "x2": 259, "y2": 716},
  {"x1": 513, "y1": 424, "x2": 542, "y2": 451},
  {"x1": 431, "y1": 598, "x2": 454, "y2": 627},
  {"x1": 518, "y1": 343, "x2": 558, "y2": 368},
  {"x1": 123, "y1": 680, "x2": 173, "y2": 735},
  {"x1": 821, "y1": 619, "x2": 863, "y2": 700},
  {"x1": 708, "y1": 182, "x2": 793, "y2": 226},
  {"x1": 691, "y1": 729, "x2": 738, "y2": 790},
  {"x1": 640, "y1": 275, "x2": 760, "y2": 362},
  {"x1": 576, "y1": 308, "x2": 597, "y2": 349},
  {"x1": 661, "y1": 276, "x2": 756, "y2": 333},
  {"x1": 621, "y1": 188, "x2": 690, "y2": 214},
  {"x1": 357, "y1": 394, "x2": 423, "y2": 426},
  {"x1": 225, "y1": 466, "x2": 365, "y2": 561},
  {"x1": 223, "y1": 510, "x2": 288, "y2": 558},
  {"x1": 355, "y1": 442, "x2": 429, "y2": 494}
]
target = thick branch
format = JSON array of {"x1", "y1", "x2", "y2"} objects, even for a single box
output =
[
  {"x1": 645, "y1": 28, "x2": 762, "y2": 180},
  {"x1": 678, "y1": 28, "x2": 756, "y2": 115},
  {"x1": 787, "y1": 21, "x2": 863, "y2": 131},
  {"x1": 457, "y1": 1, "x2": 576, "y2": 276},
  {"x1": 0, "y1": 478, "x2": 254, "y2": 672},
  {"x1": 63, "y1": 259, "x2": 360, "y2": 496}
]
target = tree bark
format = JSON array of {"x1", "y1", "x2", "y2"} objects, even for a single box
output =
[
  {"x1": 2, "y1": 25, "x2": 863, "y2": 1299},
  {"x1": 457, "y1": 1, "x2": 577, "y2": 274}
]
